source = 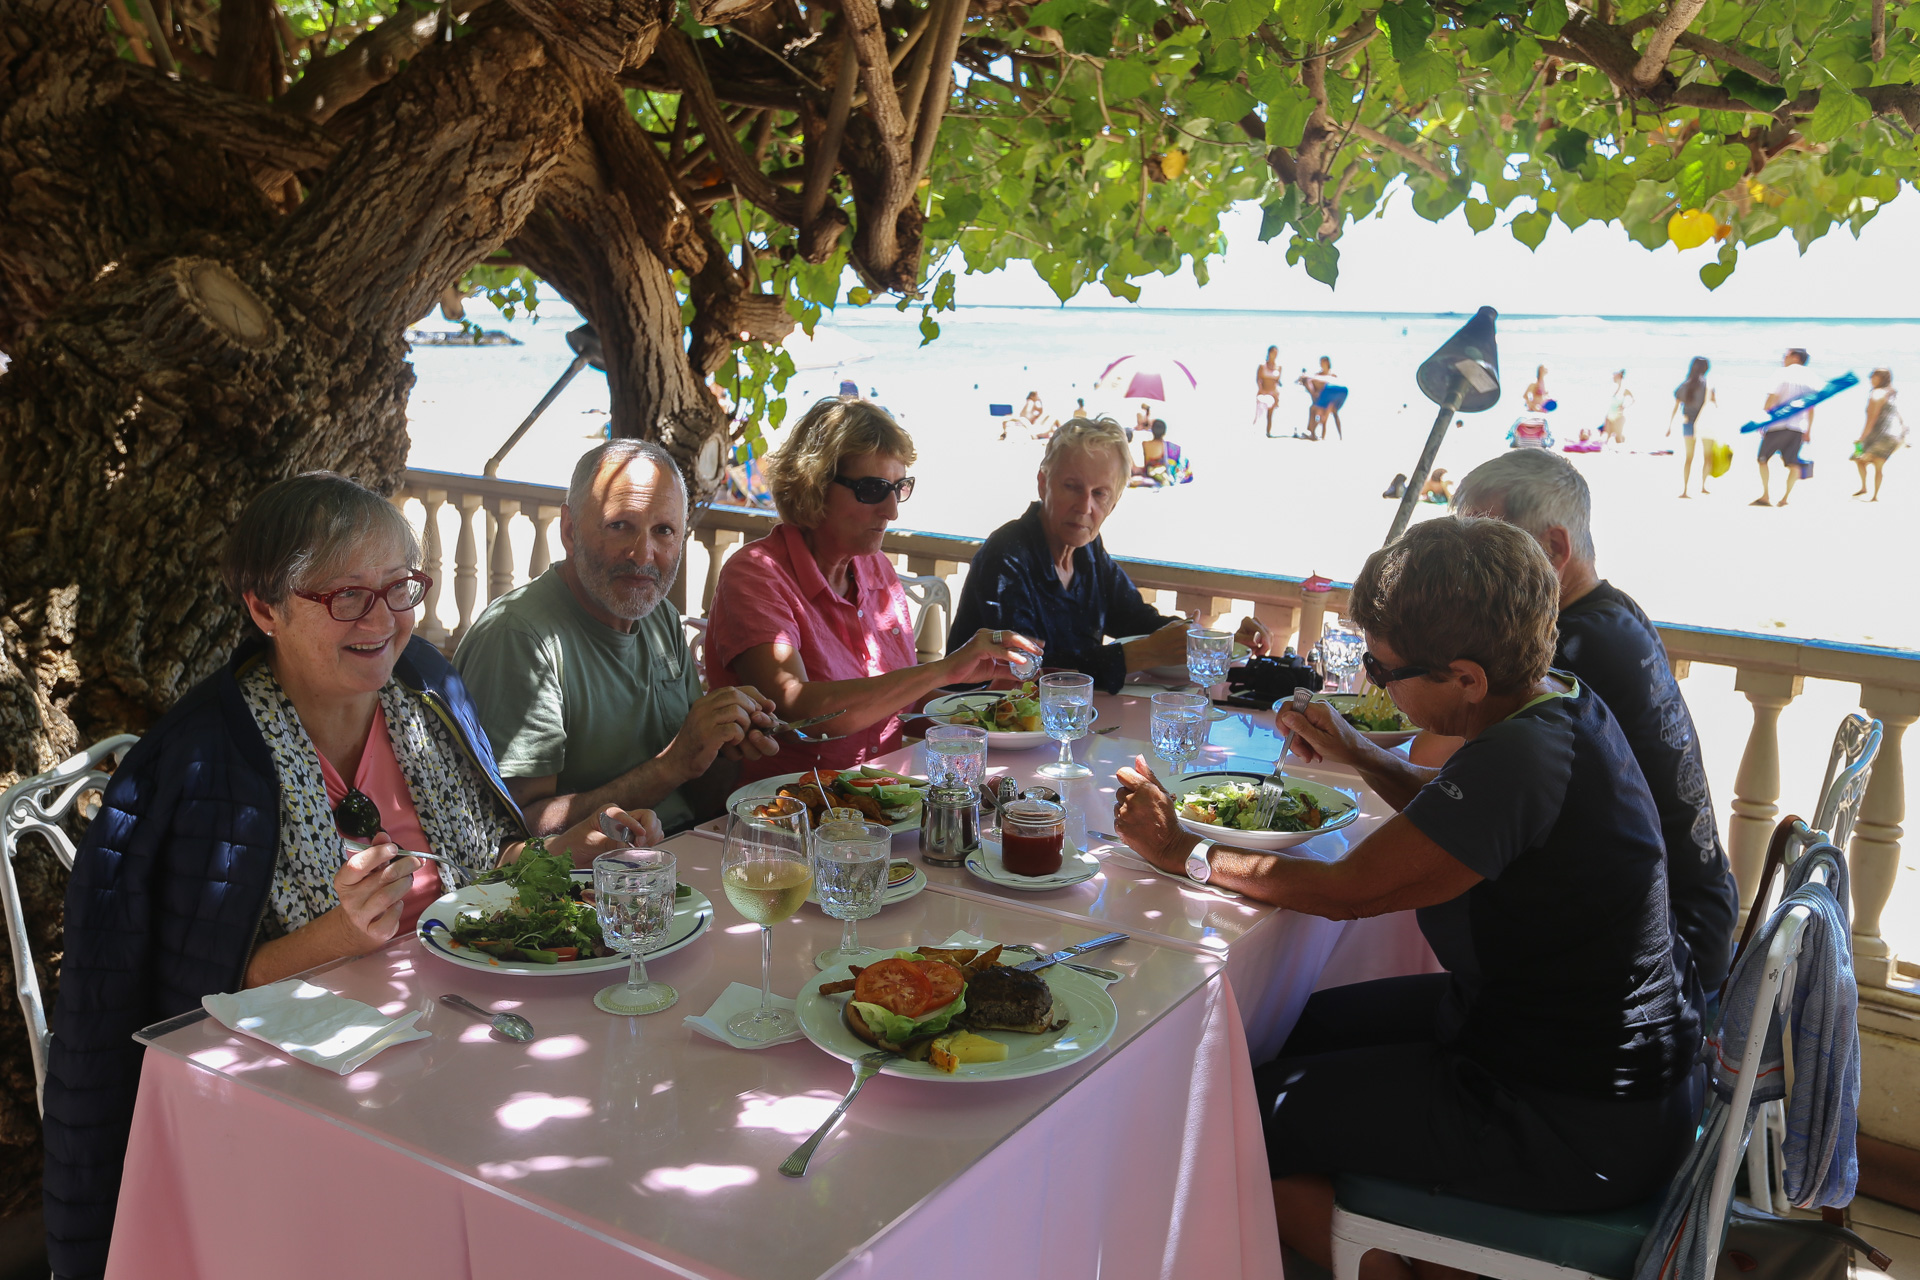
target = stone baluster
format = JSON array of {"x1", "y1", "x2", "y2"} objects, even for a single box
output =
[
  {"x1": 1849, "y1": 688, "x2": 1918, "y2": 986},
  {"x1": 905, "y1": 555, "x2": 960, "y2": 662},
  {"x1": 1175, "y1": 592, "x2": 1236, "y2": 631},
  {"x1": 1254, "y1": 601, "x2": 1298, "y2": 655},
  {"x1": 529, "y1": 505, "x2": 559, "y2": 579},
  {"x1": 452, "y1": 493, "x2": 482, "y2": 645},
  {"x1": 417, "y1": 489, "x2": 449, "y2": 648},
  {"x1": 486, "y1": 498, "x2": 520, "y2": 602},
  {"x1": 1726, "y1": 670, "x2": 1803, "y2": 921},
  {"x1": 698, "y1": 528, "x2": 742, "y2": 616}
]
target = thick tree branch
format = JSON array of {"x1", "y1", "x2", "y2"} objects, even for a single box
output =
[
  {"x1": 909, "y1": 0, "x2": 969, "y2": 180},
  {"x1": 278, "y1": 8, "x2": 443, "y2": 121},
  {"x1": 1873, "y1": 0, "x2": 1888, "y2": 62},
  {"x1": 656, "y1": 31, "x2": 804, "y2": 225},
  {"x1": 504, "y1": 0, "x2": 672, "y2": 74},
  {"x1": 801, "y1": 35, "x2": 858, "y2": 225},
  {"x1": 1629, "y1": 0, "x2": 1709, "y2": 87}
]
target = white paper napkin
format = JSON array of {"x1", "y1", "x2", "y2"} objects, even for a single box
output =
[
  {"x1": 684, "y1": 982, "x2": 806, "y2": 1049},
  {"x1": 202, "y1": 980, "x2": 430, "y2": 1075}
]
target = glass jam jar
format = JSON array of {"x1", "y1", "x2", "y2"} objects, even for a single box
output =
[{"x1": 999, "y1": 797, "x2": 1065, "y2": 877}]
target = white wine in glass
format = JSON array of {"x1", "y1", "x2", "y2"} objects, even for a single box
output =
[{"x1": 721, "y1": 796, "x2": 812, "y2": 1042}]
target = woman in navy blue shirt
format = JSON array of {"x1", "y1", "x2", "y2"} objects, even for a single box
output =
[{"x1": 948, "y1": 418, "x2": 1269, "y2": 692}]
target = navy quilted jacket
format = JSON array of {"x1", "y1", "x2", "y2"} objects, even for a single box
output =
[{"x1": 41, "y1": 636, "x2": 519, "y2": 1279}]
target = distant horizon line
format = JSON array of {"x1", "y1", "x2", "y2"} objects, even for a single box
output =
[{"x1": 833, "y1": 304, "x2": 1920, "y2": 324}]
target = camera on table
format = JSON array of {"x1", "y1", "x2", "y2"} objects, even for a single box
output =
[{"x1": 1221, "y1": 653, "x2": 1323, "y2": 708}]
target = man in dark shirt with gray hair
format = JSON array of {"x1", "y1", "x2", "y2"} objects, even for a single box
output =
[{"x1": 1445, "y1": 448, "x2": 1737, "y2": 990}]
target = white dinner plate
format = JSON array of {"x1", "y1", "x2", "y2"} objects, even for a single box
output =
[
  {"x1": 418, "y1": 869, "x2": 713, "y2": 977},
  {"x1": 806, "y1": 859, "x2": 927, "y2": 908},
  {"x1": 1118, "y1": 636, "x2": 1251, "y2": 681},
  {"x1": 797, "y1": 960, "x2": 1118, "y2": 1082},
  {"x1": 727, "y1": 772, "x2": 924, "y2": 834},
  {"x1": 1168, "y1": 770, "x2": 1361, "y2": 851},
  {"x1": 1316, "y1": 693, "x2": 1419, "y2": 747},
  {"x1": 965, "y1": 840, "x2": 1101, "y2": 891},
  {"x1": 922, "y1": 692, "x2": 1053, "y2": 751}
]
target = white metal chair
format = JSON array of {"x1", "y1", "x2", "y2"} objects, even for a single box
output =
[
  {"x1": 682, "y1": 615, "x2": 709, "y2": 683},
  {"x1": 896, "y1": 572, "x2": 952, "y2": 665},
  {"x1": 1329, "y1": 854, "x2": 1852, "y2": 1280},
  {"x1": 2, "y1": 734, "x2": 138, "y2": 1113}
]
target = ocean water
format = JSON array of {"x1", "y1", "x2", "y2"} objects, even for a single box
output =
[{"x1": 405, "y1": 301, "x2": 1920, "y2": 647}]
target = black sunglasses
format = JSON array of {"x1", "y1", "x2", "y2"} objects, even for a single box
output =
[
  {"x1": 1362, "y1": 651, "x2": 1428, "y2": 687},
  {"x1": 833, "y1": 474, "x2": 915, "y2": 505},
  {"x1": 334, "y1": 788, "x2": 384, "y2": 842}
]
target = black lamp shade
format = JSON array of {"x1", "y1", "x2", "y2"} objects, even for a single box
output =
[
  {"x1": 566, "y1": 323, "x2": 607, "y2": 372},
  {"x1": 1415, "y1": 306, "x2": 1500, "y2": 413}
]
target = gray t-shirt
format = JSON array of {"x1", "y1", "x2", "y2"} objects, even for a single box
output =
[{"x1": 454, "y1": 567, "x2": 703, "y2": 832}]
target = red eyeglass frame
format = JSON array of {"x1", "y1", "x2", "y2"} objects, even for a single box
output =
[{"x1": 292, "y1": 571, "x2": 434, "y2": 622}]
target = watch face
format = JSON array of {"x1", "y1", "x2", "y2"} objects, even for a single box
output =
[{"x1": 1185, "y1": 849, "x2": 1211, "y2": 882}]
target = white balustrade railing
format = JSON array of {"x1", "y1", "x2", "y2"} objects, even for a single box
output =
[{"x1": 394, "y1": 466, "x2": 1920, "y2": 991}]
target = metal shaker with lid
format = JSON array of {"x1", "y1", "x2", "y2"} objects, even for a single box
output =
[{"x1": 919, "y1": 785, "x2": 980, "y2": 866}]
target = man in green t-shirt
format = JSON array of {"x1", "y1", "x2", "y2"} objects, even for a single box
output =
[{"x1": 455, "y1": 441, "x2": 779, "y2": 834}]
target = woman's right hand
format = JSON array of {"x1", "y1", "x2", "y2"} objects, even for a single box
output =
[
  {"x1": 1276, "y1": 698, "x2": 1369, "y2": 769},
  {"x1": 943, "y1": 628, "x2": 1041, "y2": 684},
  {"x1": 1129, "y1": 618, "x2": 1193, "y2": 671},
  {"x1": 327, "y1": 834, "x2": 419, "y2": 953}
]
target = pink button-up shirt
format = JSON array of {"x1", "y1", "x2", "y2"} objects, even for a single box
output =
[{"x1": 706, "y1": 523, "x2": 918, "y2": 783}]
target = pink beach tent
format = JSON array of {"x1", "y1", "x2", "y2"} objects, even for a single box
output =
[{"x1": 1098, "y1": 355, "x2": 1198, "y2": 402}]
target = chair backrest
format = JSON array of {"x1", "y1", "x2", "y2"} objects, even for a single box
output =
[
  {"x1": 895, "y1": 573, "x2": 953, "y2": 666},
  {"x1": 682, "y1": 615, "x2": 709, "y2": 684},
  {"x1": 1811, "y1": 714, "x2": 1880, "y2": 851},
  {"x1": 2, "y1": 734, "x2": 138, "y2": 1112}
]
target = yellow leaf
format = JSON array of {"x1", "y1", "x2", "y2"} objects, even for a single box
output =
[
  {"x1": 1162, "y1": 149, "x2": 1189, "y2": 179},
  {"x1": 1668, "y1": 208, "x2": 1716, "y2": 250}
]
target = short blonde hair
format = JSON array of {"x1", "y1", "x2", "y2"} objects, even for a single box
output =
[
  {"x1": 1040, "y1": 417, "x2": 1132, "y2": 490},
  {"x1": 1346, "y1": 517, "x2": 1558, "y2": 697},
  {"x1": 765, "y1": 397, "x2": 917, "y2": 529}
]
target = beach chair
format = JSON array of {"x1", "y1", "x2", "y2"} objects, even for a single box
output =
[{"x1": 2, "y1": 734, "x2": 138, "y2": 1113}]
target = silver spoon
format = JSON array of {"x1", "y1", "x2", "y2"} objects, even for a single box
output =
[{"x1": 440, "y1": 993, "x2": 535, "y2": 1042}]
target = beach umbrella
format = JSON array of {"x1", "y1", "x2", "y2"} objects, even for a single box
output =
[
  {"x1": 1385, "y1": 307, "x2": 1500, "y2": 544},
  {"x1": 1097, "y1": 355, "x2": 1198, "y2": 402}
]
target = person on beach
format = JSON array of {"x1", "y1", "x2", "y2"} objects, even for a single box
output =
[
  {"x1": 950, "y1": 417, "x2": 1269, "y2": 693},
  {"x1": 1135, "y1": 401, "x2": 1154, "y2": 438},
  {"x1": 1854, "y1": 368, "x2": 1904, "y2": 501},
  {"x1": 1311, "y1": 356, "x2": 1348, "y2": 440},
  {"x1": 1755, "y1": 348, "x2": 1816, "y2": 507},
  {"x1": 1131, "y1": 419, "x2": 1188, "y2": 486},
  {"x1": 1523, "y1": 364, "x2": 1550, "y2": 412},
  {"x1": 1668, "y1": 356, "x2": 1717, "y2": 497},
  {"x1": 1255, "y1": 345, "x2": 1284, "y2": 436},
  {"x1": 1603, "y1": 369, "x2": 1633, "y2": 446},
  {"x1": 1000, "y1": 390, "x2": 1055, "y2": 441}
]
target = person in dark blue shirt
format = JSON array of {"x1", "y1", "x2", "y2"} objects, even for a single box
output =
[
  {"x1": 1112, "y1": 517, "x2": 1702, "y2": 1274},
  {"x1": 948, "y1": 417, "x2": 1269, "y2": 693}
]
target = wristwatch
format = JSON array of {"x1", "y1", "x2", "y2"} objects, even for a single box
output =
[{"x1": 1185, "y1": 840, "x2": 1217, "y2": 884}]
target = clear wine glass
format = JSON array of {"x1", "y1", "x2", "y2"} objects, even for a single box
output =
[
  {"x1": 591, "y1": 848, "x2": 679, "y2": 1016},
  {"x1": 720, "y1": 796, "x2": 812, "y2": 1041},
  {"x1": 1036, "y1": 671, "x2": 1095, "y2": 779},
  {"x1": 924, "y1": 723, "x2": 987, "y2": 788},
  {"x1": 811, "y1": 816, "x2": 892, "y2": 970},
  {"x1": 1320, "y1": 619, "x2": 1366, "y2": 694},
  {"x1": 1149, "y1": 691, "x2": 1210, "y2": 778},
  {"x1": 1186, "y1": 627, "x2": 1234, "y2": 721}
]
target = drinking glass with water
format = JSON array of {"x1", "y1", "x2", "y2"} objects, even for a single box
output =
[
  {"x1": 1319, "y1": 620, "x2": 1365, "y2": 694},
  {"x1": 1037, "y1": 671, "x2": 1095, "y2": 779},
  {"x1": 1187, "y1": 627, "x2": 1234, "y2": 721},
  {"x1": 591, "y1": 848, "x2": 679, "y2": 1016},
  {"x1": 1149, "y1": 691, "x2": 1211, "y2": 777},
  {"x1": 924, "y1": 723, "x2": 987, "y2": 788},
  {"x1": 811, "y1": 817, "x2": 892, "y2": 970}
]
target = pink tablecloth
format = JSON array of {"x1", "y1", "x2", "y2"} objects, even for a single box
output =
[{"x1": 108, "y1": 843, "x2": 1283, "y2": 1280}]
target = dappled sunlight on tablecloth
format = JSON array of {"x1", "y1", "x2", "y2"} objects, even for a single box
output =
[{"x1": 496, "y1": 1092, "x2": 594, "y2": 1131}]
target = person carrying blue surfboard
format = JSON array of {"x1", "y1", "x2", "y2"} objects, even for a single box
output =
[{"x1": 1755, "y1": 348, "x2": 1817, "y2": 507}]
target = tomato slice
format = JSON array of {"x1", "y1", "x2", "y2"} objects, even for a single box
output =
[
  {"x1": 548, "y1": 947, "x2": 579, "y2": 961},
  {"x1": 913, "y1": 960, "x2": 964, "y2": 1010},
  {"x1": 853, "y1": 958, "x2": 934, "y2": 1016}
]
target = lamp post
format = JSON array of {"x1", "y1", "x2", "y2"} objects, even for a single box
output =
[
  {"x1": 1384, "y1": 307, "x2": 1501, "y2": 545},
  {"x1": 484, "y1": 324, "x2": 607, "y2": 478}
]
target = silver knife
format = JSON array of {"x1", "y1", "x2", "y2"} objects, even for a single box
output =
[
  {"x1": 1015, "y1": 931, "x2": 1128, "y2": 972},
  {"x1": 769, "y1": 709, "x2": 847, "y2": 735}
]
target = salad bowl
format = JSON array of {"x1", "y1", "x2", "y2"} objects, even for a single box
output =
[
  {"x1": 1167, "y1": 770, "x2": 1360, "y2": 851},
  {"x1": 1316, "y1": 692, "x2": 1419, "y2": 748},
  {"x1": 923, "y1": 686, "x2": 1051, "y2": 750},
  {"x1": 418, "y1": 868, "x2": 714, "y2": 977}
]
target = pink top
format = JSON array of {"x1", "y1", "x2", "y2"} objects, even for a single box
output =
[
  {"x1": 706, "y1": 523, "x2": 918, "y2": 782},
  {"x1": 314, "y1": 707, "x2": 442, "y2": 933}
]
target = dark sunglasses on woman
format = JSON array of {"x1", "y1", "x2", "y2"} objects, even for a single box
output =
[{"x1": 832, "y1": 474, "x2": 915, "y2": 505}]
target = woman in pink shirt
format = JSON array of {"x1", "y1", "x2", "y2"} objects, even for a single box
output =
[{"x1": 707, "y1": 397, "x2": 1038, "y2": 781}]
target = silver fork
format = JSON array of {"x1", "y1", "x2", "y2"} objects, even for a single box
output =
[
  {"x1": 780, "y1": 1050, "x2": 890, "y2": 1177},
  {"x1": 1256, "y1": 688, "x2": 1313, "y2": 828}
]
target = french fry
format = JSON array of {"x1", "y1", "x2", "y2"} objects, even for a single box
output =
[
  {"x1": 818, "y1": 978, "x2": 857, "y2": 995},
  {"x1": 968, "y1": 944, "x2": 1004, "y2": 971}
]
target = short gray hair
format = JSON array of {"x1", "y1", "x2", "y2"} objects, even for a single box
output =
[
  {"x1": 1452, "y1": 450, "x2": 1595, "y2": 563},
  {"x1": 223, "y1": 472, "x2": 420, "y2": 620},
  {"x1": 567, "y1": 439, "x2": 687, "y2": 514},
  {"x1": 1040, "y1": 417, "x2": 1132, "y2": 490}
]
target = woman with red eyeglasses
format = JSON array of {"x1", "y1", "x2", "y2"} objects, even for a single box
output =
[
  {"x1": 707, "y1": 396, "x2": 1039, "y2": 781},
  {"x1": 44, "y1": 473, "x2": 662, "y2": 1275}
]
